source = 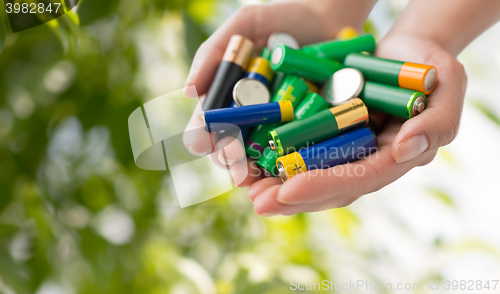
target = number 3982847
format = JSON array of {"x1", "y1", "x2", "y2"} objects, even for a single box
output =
[{"x1": 5, "y1": 2, "x2": 62, "y2": 14}]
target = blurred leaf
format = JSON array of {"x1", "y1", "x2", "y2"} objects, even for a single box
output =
[
  {"x1": 330, "y1": 207, "x2": 360, "y2": 238},
  {"x1": 64, "y1": 0, "x2": 80, "y2": 11},
  {"x1": 0, "y1": 223, "x2": 17, "y2": 238},
  {"x1": 427, "y1": 188, "x2": 455, "y2": 208},
  {"x1": 187, "y1": 0, "x2": 218, "y2": 24},
  {"x1": 472, "y1": 100, "x2": 500, "y2": 127},
  {"x1": 0, "y1": 7, "x2": 7, "y2": 53},
  {"x1": 77, "y1": 0, "x2": 121, "y2": 26},
  {"x1": 437, "y1": 148, "x2": 458, "y2": 167},
  {"x1": 458, "y1": 240, "x2": 500, "y2": 256},
  {"x1": 46, "y1": 11, "x2": 80, "y2": 54},
  {"x1": 182, "y1": 11, "x2": 208, "y2": 63},
  {"x1": 363, "y1": 19, "x2": 378, "y2": 41}
]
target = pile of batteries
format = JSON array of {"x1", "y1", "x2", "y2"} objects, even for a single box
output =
[{"x1": 201, "y1": 28, "x2": 438, "y2": 182}]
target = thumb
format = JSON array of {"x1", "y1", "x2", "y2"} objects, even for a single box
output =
[{"x1": 392, "y1": 57, "x2": 467, "y2": 163}]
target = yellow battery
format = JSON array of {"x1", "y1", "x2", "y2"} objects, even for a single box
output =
[
  {"x1": 246, "y1": 57, "x2": 274, "y2": 85},
  {"x1": 337, "y1": 27, "x2": 358, "y2": 40}
]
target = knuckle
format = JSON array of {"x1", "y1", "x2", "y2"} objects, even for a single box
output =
[
  {"x1": 421, "y1": 150, "x2": 437, "y2": 166},
  {"x1": 234, "y1": 5, "x2": 257, "y2": 21},
  {"x1": 196, "y1": 41, "x2": 210, "y2": 57},
  {"x1": 441, "y1": 114, "x2": 460, "y2": 145},
  {"x1": 339, "y1": 198, "x2": 356, "y2": 208}
]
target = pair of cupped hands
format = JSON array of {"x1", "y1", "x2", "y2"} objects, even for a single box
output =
[{"x1": 182, "y1": 2, "x2": 466, "y2": 216}]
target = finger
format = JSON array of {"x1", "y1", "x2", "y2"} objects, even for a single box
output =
[
  {"x1": 183, "y1": 6, "x2": 259, "y2": 97},
  {"x1": 253, "y1": 185, "x2": 351, "y2": 216},
  {"x1": 208, "y1": 143, "x2": 265, "y2": 187},
  {"x1": 270, "y1": 123, "x2": 437, "y2": 207},
  {"x1": 232, "y1": 159, "x2": 266, "y2": 187},
  {"x1": 391, "y1": 52, "x2": 467, "y2": 163},
  {"x1": 207, "y1": 151, "x2": 263, "y2": 187},
  {"x1": 184, "y1": 3, "x2": 331, "y2": 98},
  {"x1": 214, "y1": 135, "x2": 246, "y2": 166},
  {"x1": 248, "y1": 177, "x2": 282, "y2": 202},
  {"x1": 183, "y1": 102, "x2": 217, "y2": 156},
  {"x1": 253, "y1": 186, "x2": 302, "y2": 216}
]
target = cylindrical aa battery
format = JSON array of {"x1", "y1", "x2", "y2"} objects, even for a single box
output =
[
  {"x1": 260, "y1": 47, "x2": 271, "y2": 60},
  {"x1": 270, "y1": 72, "x2": 287, "y2": 97},
  {"x1": 232, "y1": 78, "x2": 271, "y2": 139},
  {"x1": 204, "y1": 101, "x2": 294, "y2": 132},
  {"x1": 294, "y1": 92, "x2": 329, "y2": 120},
  {"x1": 256, "y1": 148, "x2": 280, "y2": 177},
  {"x1": 276, "y1": 127, "x2": 378, "y2": 182},
  {"x1": 336, "y1": 26, "x2": 358, "y2": 39},
  {"x1": 304, "y1": 80, "x2": 320, "y2": 94},
  {"x1": 268, "y1": 32, "x2": 300, "y2": 50},
  {"x1": 203, "y1": 35, "x2": 255, "y2": 110},
  {"x1": 245, "y1": 75, "x2": 309, "y2": 159},
  {"x1": 233, "y1": 78, "x2": 270, "y2": 106},
  {"x1": 256, "y1": 93, "x2": 329, "y2": 176},
  {"x1": 269, "y1": 98, "x2": 369, "y2": 157},
  {"x1": 344, "y1": 53, "x2": 438, "y2": 95},
  {"x1": 301, "y1": 34, "x2": 376, "y2": 62},
  {"x1": 245, "y1": 57, "x2": 274, "y2": 87},
  {"x1": 270, "y1": 45, "x2": 345, "y2": 83},
  {"x1": 361, "y1": 81, "x2": 427, "y2": 119}
]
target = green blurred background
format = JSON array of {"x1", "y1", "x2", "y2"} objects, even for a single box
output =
[{"x1": 1, "y1": 0, "x2": 500, "y2": 293}]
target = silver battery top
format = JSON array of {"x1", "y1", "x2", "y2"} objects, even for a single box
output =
[
  {"x1": 322, "y1": 68, "x2": 364, "y2": 105},
  {"x1": 425, "y1": 68, "x2": 437, "y2": 93},
  {"x1": 267, "y1": 32, "x2": 300, "y2": 51},
  {"x1": 233, "y1": 78, "x2": 270, "y2": 106}
]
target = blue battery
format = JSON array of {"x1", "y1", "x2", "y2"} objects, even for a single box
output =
[
  {"x1": 230, "y1": 102, "x2": 252, "y2": 139},
  {"x1": 276, "y1": 127, "x2": 378, "y2": 181},
  {"x1": 204, "y1": 101, "x2": 294, "y2": 132},
  {"x1": 230, "y1": 100, "x2": 250, "y2": 139}
]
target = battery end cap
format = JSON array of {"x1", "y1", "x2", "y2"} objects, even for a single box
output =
[
  {"x1": 408, "y1": 93, "x2": 427, "y2": 118},
  {"x1": 268, "y1": 130, "x2": 283, "y2": 156},
  {"x1": 276, "y1": 152, "x2": 307, "y2": 182},
  {"x1": 268, "y1": 32, "x2": 300, "y2": 50},
  {"x1": 279, "y1": 100, "x2": 294, "y2": 122},
  {"x1": 271, "y1": 46, "x2": 284, "y2": 67}
]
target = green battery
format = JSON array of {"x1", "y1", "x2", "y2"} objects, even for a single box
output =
[
  {"x1": 360, "y1": 81, "x2": 427, "y2": 119},
  {"x1": 245, "y1": 75, "x2": 309, "y2": 159},
  {"x1": 256, "y1": 148, "x2": 280, "y2": 177},
  {"x1": 260, "y1": 47, "x2": 271, "y2": 60},
  {"x1": 344, "y1": 53, "x2": 438, "y2": 95},
  {"x1": 270, "y1": 44, "x2": 345, "y2": 83},
  {"x1": 256, "y1": 92, "x2": 329, "y2": 176},
  {"x1": 294, "y1": 92, "x2": 330, "y2": 119},
  {"x1": 269, "y1": 98, "x2": 369, "y2": 157},
  {"x1": 301, "y1": 34, "x2": 376, "y2": 62},
  {"x1": 270, "y1": 72, "x2": 287, "y2": 97}
]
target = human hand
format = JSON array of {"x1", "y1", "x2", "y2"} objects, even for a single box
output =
[
  {"x1": 183, "y1": 1, "x2": 375, "y2": 186},
  {"x1": 249, "y1": 34, "x2": 467, "y2": 216}
]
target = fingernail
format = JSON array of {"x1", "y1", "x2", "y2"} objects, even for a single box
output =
[
  {"x1": 395, "y1": 134, "x2": 429, "y2": 163},
  {"x1": 218, "y1": 152, "x2": 236, "y2": 166},
  {"x1": 188, "y1": 145, "x2": 207, "y2": 157}
]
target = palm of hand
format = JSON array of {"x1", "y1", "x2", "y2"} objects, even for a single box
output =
[{"x1": 248, "y1": 35, "x2": 466, "y2": 216}]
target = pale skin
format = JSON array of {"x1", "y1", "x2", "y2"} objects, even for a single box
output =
[{"x1": 183, "y1": 0, "x2": 500, "y2": 216}]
